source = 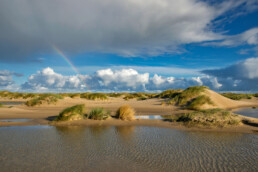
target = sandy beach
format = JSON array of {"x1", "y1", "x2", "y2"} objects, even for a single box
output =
[{"x1": 0, "y1": 95, "x2": 258, "y2": 134}]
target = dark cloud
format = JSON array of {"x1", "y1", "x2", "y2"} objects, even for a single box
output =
[{"x1": 1, "y1": 0, "x2": 253, "y2": 62}]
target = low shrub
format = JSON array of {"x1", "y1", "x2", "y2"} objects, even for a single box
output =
[
  {"x1": 116, "y1": 105, "x2": 135, "y2": 121},
  {"x1": 55, "y1": 104, "x2": 86, "y2": 121},
  {"x1": 88, "y1": 108, "x2": 110, "y2": 120}
]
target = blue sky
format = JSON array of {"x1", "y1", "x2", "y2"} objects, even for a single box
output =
[{"x1": 0, "y1": 0, "x2": 258, "y2": 92}]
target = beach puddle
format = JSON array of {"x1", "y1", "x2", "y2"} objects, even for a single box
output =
[
  {"x1": 135, "y1": 115, "x2": 175, "y2": 120},
  {"x1": 0, "y1": 102, "x2": 24, "y2": 105},
  {"x1": 135, "y1": 115, "x2": 164, "y2": 119},
  {"x1": 0, "y1": 126, "x2": 257, "y2": 171},
  {"x1": 0, "y1": 119, "x2": 31, "y2": 122},
  {"x1": 234, "y1": 107, "x2": 258, "y2": 118}
]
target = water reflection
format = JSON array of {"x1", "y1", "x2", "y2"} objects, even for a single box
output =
[
  {"x1": 89, "y1": 126, "x2": 111, "y2": 137},
  {"x1": 0, "y1": 102, "x2": 24, "y2": 105},
  {"x1": 115, "y1": 126, "x2": 135, "y2": 142},
  {"x1": 0, "y1": 126, "x2": 257, "y2": 172},
  {"x1": 55, "y1": 126, "x2": 87, "y2": 143},
  {"x1": 0, "y1": 119, "x2": 31, "y2": 122},
  {"x1": 235, "y1": 107, "x2": 258, "y2": 118}
]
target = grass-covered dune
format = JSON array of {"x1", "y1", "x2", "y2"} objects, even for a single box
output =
[
  {"x1": 25, "y1": 94, "x2": 63, "y2": 106},
  {"x1": 220, "y1": 93, "x2": 253, "y2": 100},
  {"x1": 1, "y1": 86, "x2": 257, "y2": 110},
  {"x1": 166, "y1": 109, "x2": 241, "y2": 127},
  {"x1": 55, "y1": 104, "x2": 86, "y2": 121},
  {"x1": 162, "y1": 86, "x2": 214, "y2": 110}
]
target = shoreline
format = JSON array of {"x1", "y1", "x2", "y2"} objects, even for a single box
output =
[
  {"x1": 0, "y1": 97, "x2": 258, "y2": 134},
  {"x1": 0, "y1": 117, "x2": 257, "y2": 135}
]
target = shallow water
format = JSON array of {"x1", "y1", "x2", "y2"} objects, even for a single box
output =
[
  {"x1": 135, "y1": 115, "x2": 164, "y2": 119},
  {"x1": 0, "y1": 102, "x2": 24, "y2": 105},
  {"x1": 235, "y1": 107, "x2": 258, "y2": 118},
  {"x1": 0, "y1": 119, "x2": 31, "y2": 122},
  {"x1": 0, "y1": 126, "x2": 257, "y2": 172}
]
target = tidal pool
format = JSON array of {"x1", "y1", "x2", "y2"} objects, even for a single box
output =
[
  {"x1": 0, "y1": 102, "x2": 24, "y2": 105},
  {"x1": 0, "y1": 126, "x2": 257, "y2": 172},
  {"x1": 0, "y1": 119, "x2": 31, "y2": 122},
  {"x1": 135, "y1": 115, "x2": 164, "y2": 119},
  {"x1": 234, "y1": 107, "x2": 258, "y2": 118}
]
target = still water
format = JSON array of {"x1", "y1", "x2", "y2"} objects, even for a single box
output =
[
  {"x1": 0, "y1": 119, "x2": 31, "y2": 122},
  {"x1": 0, "y1": 126, "x2": 257, "y2": 172},
  {"x1": 0, "y1": 102, "x2": 24, "y2": 105},
  {"x1": 235, "y1": 108, "x2": 258, "y2": 118}
]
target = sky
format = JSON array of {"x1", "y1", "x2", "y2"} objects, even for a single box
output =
[{"x1": 0, "y1": 0, "x2": 258, "y2": 93}]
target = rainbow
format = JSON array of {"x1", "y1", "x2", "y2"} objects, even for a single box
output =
[{"x1": 52, "y1": 45, "x2": 88, "y2": 90}]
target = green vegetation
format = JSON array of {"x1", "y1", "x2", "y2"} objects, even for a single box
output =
[
  {"x1": 158, "y1": 89, "x2": 182, "y2": 98},
  {"x1": 55, "y1": 104, "x2": 86, "y2": 121},
  {"x1": 25, "y1": 94, "x2": 63, "y2": 106},
  {"x1": 186, "y1": 95, "x2": 214, "y2": 110},
  {"x1": 137, "y1": 96, "x2": 147, "y2": 101},
  {"x1": 88, "y1": 108, "x2": 110, "y2": 120},
  {"x1": 116, "y1": 105, "x2": 135, "y2": 120},
  {"x1": 162, "y1": 86, "x2": 210, "y2": 108},
  {"x1": 80, "y1": 93, "x2": 108, "y2": 100},
  {"x1": 253, "y1": 93, "x2": 258, "y2": 97},
  {"x1": 107, "y1": 93, "x2": 123, "y2": 98},
  {"x1": 0, "y1": 91, "x2": 39, "y2": 99},
  {"x1": 123, "y1": 92, "x2": 158, "y2": 100},
  {"x1": 59, "y1": 93, "x2": 81, "y2": 98},
  {"x1": 221, "y1": 93, "x2": 253, "y2": 100},
  {"x1": 0, "y1": 103, "x2": 3, "y2": 108},
  {"x1": 171, "y1": 109, "x2": 240, "y2": 127},
  {"x1": 170, "y1": 86, "x2": 208, "y2": 105}
]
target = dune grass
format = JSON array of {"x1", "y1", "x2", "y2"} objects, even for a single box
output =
[
  {"x1": 116, "y1": 105, "x2": 135, "y2": 121},
  {"x1": 55, "y1": 104, "x2": 86, "y2": 121},
  {"x1": 0, "y1": 103, "x2": 3, "y2": 108},
  {"x1": 221, "y1": 93, "x2": 253, "y2": 100},
  {"x1": 171, "y1": 109, "x2": 240, "y2": 127},
  {"x1": 137, "y1": 96, "x2": 148, "y2": 101},
  {"x1": 162, "y1": 86, "x2": 209, "y2": 107},
  {"x1": 170, "y1": 86, "x2": 208, "y2": 105},
  {"x1": 88, "y1": 108, "x2": 110, "y2": 120},
  {"x1": 186, "y1": 95, "x2": 214, "y2": 110},
  {"x1": 25, "y1": 94, "x2": 63, "y2": 106},
  {"x1": 80, "y1": 93, "x2": 108, "y2": 100},
  {"x1": 122, "y1": 92, "x2": 158, "y2": 100},
  {"x1": 158, "y1": 89, "x2": 183, "y2": 98},
  {"x1": 107, "y1": 93, "x2": 123, "y2": 98}
]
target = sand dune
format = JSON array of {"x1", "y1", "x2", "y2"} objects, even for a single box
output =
[{"x1": 200, "y1": 89, "x2": 256, "y2": 109}]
